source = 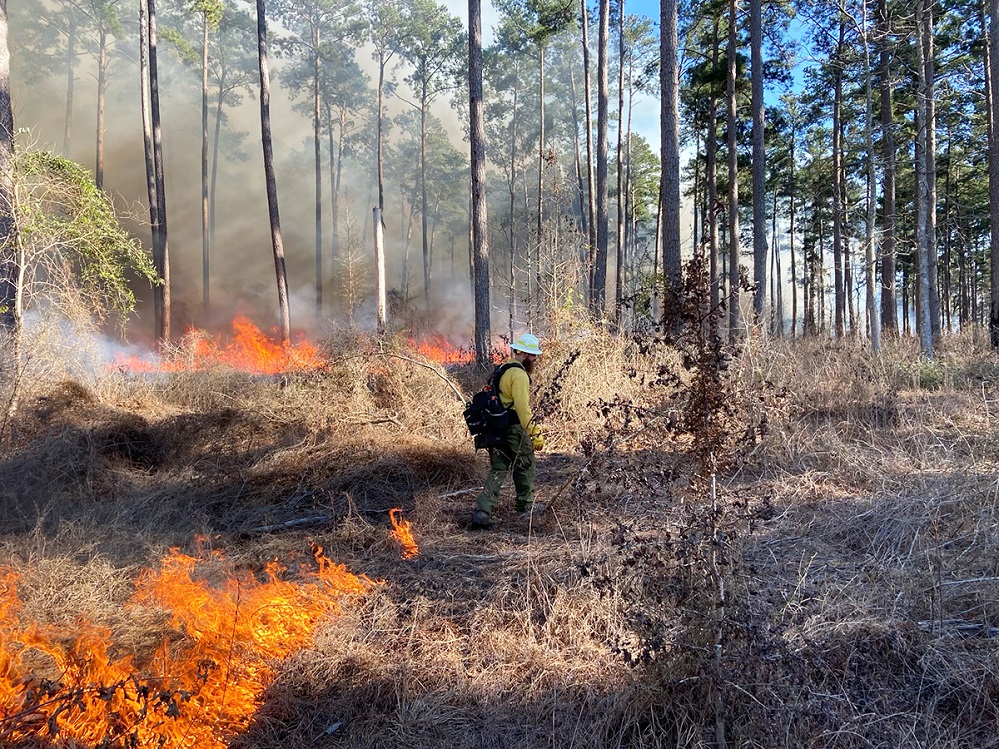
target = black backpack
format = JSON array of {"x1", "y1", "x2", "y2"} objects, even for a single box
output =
[{"x1": 463, "y1": 362, "x2": 525, "y2": 448}]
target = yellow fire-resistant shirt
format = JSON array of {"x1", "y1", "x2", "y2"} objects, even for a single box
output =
[{"x1": 497, "y1": 358, "x2": 540, "y2": 438}]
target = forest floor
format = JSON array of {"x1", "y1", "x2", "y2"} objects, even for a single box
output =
[{"x1": 0, "y1": 330, "x2": 997, "y2": 748}]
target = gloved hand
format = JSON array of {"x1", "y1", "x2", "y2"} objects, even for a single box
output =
[{"x1": 531, "y1": 433, "x2": 545, "y2": 452}]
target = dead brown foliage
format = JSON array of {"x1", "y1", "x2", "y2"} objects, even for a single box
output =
[{"x1": 0, "y1": 331, "x2": 997, "y2": 747}]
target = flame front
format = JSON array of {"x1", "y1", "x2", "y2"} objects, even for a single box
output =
[
  {"x1": 388, "y1": 509, "x2": 419, "y2": 560},
  {"x1": 117, "y1": 315, "x2": 327, "y2": 375},
  {"x1": 0, "y1": 548, "x2": 375, "y2": 748},
  {"x1": 411, "y1": 334, "x2": 474, "y2": 365}
]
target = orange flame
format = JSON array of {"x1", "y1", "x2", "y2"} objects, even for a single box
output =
[
  {"x1": 388, "y1": 509, "x2": 419, "y2": 560},
  {"x1": 410, "y1": 334, "x2": 475, "y2": 365},
  {"x1": 116, "y1": 316, "x2": 327, "y2": 375},
  {"x1": 0, "y1": 547, "x2": 376, "y2": 748}
]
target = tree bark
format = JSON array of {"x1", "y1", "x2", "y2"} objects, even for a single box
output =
[
  {"x1": 789, "y1": 121, "x2": 797, "y2": 336},
  {"x1": 878, "y1": 0, "x2": 898, "y2": 335},
  {"x1": 750, "y1": 0, "x2": 766, "y2": 325},
  {"x1": 95, "y1": 26, "x2": 106, "y2": 190},
  {"x1": 832, "y1": 19, "x2": 845, "y2": 338},
  {"x1": 615, "y1": 0, "x2": 626, "y2": 326},
  {"x1": 202, "y1": 13, "x2": 210, "y2": 317},
  {"x1": 469, "y1": 0, "x2": 490, "y2": 362},
  {"x1": 989, "y1": 0, "x2": 999, "y2": 347},
  {"x1": 374, "y1": 207, "x2": 387, "y2": 333},
  {"x1": 377, "y1": 53, "x2": 386, "y2": 212},
  {"x1": 915, "y1": 0, "x2": 934, "y2": 358},
  {"x1": 862, "y1": 0, "x2": 881, "y2": 351},
  {"x1": 256, "y1": 0, "x2": 290, "y2": 343},
  {"x1": 581, "y1": 0, "x2": 597, "y2": 297},
  {"x1": 534, "y1": 43, "x2": 545, "y2": 319},
  {"x1": 148, "y1": 0, "x2": 170, "y2": 344},
  {"x1": 508, "y1": 58, "x2": 521, "y2": 335},
  {"x1": 921, "y1": 0, "x2": 940, "y2": 343},
  {"x1": 726, "y1": 0, "x2": 741, "y2": 342},
  {"x1": 708, "y1": 18, "x2": 720, "y2": 327},
  {"x1": 592, "y1": 0, "x2": 610, "y2": 317},
  {"x1": 662, "y1": 0, "x2": 681, "y2": 327},
  {"x1": 313, "y1": 22, "x2": 323, "y2": 322}
]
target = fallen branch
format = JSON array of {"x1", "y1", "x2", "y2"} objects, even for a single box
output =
[
  {"x1": 379, "y1": 351, "x2": 467, "y2": 404},
  {"x1": 249, "y1": 515, "x2": 331, "y2": 533},
  {"x1": 346, "y1": 411, "x2": 403, "y2": 427},
  {"x1": 918, "y1": 619, "x2": 999, "y2": 638}
]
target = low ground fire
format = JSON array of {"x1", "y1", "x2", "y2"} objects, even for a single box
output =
[
  {"x1": 116, "y1": 316, "x2": 327, "y2": 375},
  {"x1": 0, "y1": 546, "x2": 376, "y2": 748}
]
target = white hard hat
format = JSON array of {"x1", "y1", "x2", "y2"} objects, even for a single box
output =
[{"x1": 511, "y1": 333, "x2": 542, "y2": 355}]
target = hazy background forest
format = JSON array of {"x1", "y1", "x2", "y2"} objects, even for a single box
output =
[
  {"x1": 11, "y1": 0, "x2": 988, "y2": 351},
  {"x1": 10, "y1": 0, "x2": 989, "y2": 356},
  {"x1": 10, "y1": 0, "x2": 990, "y2": 354}
]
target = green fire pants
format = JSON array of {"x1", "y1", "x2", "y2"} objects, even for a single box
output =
[{"x1": 475, "y1": 424, "x2": 536, "y2": 515}]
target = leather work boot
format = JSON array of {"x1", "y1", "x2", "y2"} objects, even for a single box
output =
[{"x1": 471, "y1": 510, "x2": 493, "y2": 529}]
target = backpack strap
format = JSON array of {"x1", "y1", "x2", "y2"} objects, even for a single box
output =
[
  {"x1": 489, "y1": 361, "x2": 526, "y2": 426},
  {"x1": 491, "y1": 360, "x2": 527, "y2": 392}
]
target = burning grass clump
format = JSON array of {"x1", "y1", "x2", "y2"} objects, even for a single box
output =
[{"x1": 0, "y1": 544, "x2": 376, "y2": 749}]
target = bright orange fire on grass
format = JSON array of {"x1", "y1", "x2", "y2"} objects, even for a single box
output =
[
  {"x1": 117, "y1": 315, "x2": 327, "y2": 375},
  {"x1": 388, "y1": 509, "x2": 419, "y2": 560},
  {"x1": 0, "y1": 547, "x2": 376, "y2": 748},
  {"x1": 411, "y1": 333, "x2": 475, "y2": 365}
]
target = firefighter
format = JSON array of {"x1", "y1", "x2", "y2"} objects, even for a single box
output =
[{"x1": 471, "y1": 333, "x2": 546, "y2": 529}]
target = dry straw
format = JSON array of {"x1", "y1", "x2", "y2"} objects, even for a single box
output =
[{"x1": 0, "y1": 328, "x2": 997, "y2": 747}]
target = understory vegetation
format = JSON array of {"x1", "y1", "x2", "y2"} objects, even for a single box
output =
[{"x1": 0, "y1": 323, "x2": 997, "y2": 748}]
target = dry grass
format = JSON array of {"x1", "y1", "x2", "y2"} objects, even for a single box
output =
[{"x1": 0, "y1": 330, "x2": 998, "y2": 747}]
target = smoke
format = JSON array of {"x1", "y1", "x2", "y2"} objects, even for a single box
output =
[{"x1": 9, "y1": 2, "x2": 484, "y2": 349}]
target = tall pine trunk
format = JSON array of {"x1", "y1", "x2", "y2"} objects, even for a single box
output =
[
  {"x1": 662, "y1": 0, "x2": 681, "y2": 325},
  {"x1": 915, "y1": 0, "x2": 934, "y2": 358},
  {"x1": 95, "y1": 27, "x2": 107, "y2": 190},
  {"x1": 789, "y1": 121, "x2": 797, "y2": 336},
  {"x1": 421, "y1": 76, "x2": 431, "y2": 313},
  {"x1": 256, "y1": 0, "x2": 290, "y2": 343},
  {"x1": 832, "y1": 19, "x2": 845, "y2": 338},
  {"x1": 201, "y1": 13, "x2": 210, "y2": 316},
  {"x1": 726, "y1": 0, "x2": 741, "y2": 341},
  {"x1": 581, "y1": 0, "x2": 596, "y2": 296},
  {"x1": 376, "y1": 54, "x2": 387, "y2": 213},
  {"x1": 988, "y1": 0, "x2": 999, "y2": 347},
  {"x1": 469, "y1": 0, "x2": 490, "y2": 362},
  {"x1": 533, "y1": 44, "x2": 545, "y2": 319},
  {"x1": 614, "y1": 0, "x2": 626, "y2": 326},
  {"x1": 862, "y1": 0, "x2": 881, "y2": 351},
  {"x1": 707, "y1": 18, "x2": 720, "y2": 326},
  {"x1": 508, "y1": 58, "x2": 521, "y2": 334},
  {"x1": 313, "y1": 23, "x2": 323, "y2": 321},
  {"x1": 921, "y1": 0, "x2": 940, "y2": 343},
  {"x1": 592, "y1": 0, "x2": 610, "y2": 316},
  {"x1": 147, "y1": 0, "x2": 170, "y2": 344},
  {"x1": 878, "y1": 0, "x2": 898, "y2": 335},
  {"x1": 750, "y1": 0, "x2": 766, "y2": 324}
]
